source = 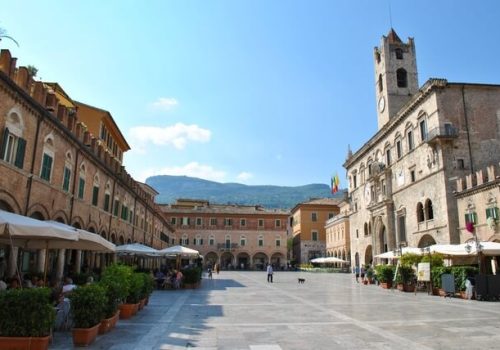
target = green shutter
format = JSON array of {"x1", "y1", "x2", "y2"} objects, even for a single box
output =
[
  {"x1": 14, "y1": 138, "x2": 26, "y2": 169},
  {"x1": 63, "y1": 167, "x2": 71, "y2": 191},
  {"x1": 0, "y1": 128, "x2": 9, "y2": 160},
  {"x1": 104, "y1": 194, "x2": 110, "y2": 212},
  {"x1": 41, "y1": 154, "x2": 52, "y2": 181},
  {"x1": 92, "y1": 186, "x2": 99, "y2": 206},
  {"x1": 78, "y1": 178, "x2": 85, "y2": 199}
]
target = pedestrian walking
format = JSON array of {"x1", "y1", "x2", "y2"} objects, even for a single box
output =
[
  {"x1": 355, "y1": 265, "x2": 360, "y2": 283},
  {"x1": 267, "y1": 263, "x2": 273, "y2": 283},
  {"x1": 215, "y1": 263, "x2": 220, "y2": 274}
]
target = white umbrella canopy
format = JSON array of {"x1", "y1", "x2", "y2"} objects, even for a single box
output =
[
  {"x1": 0, "y1": 210, "x2": 78, "y2": 247},
  {"x1": 115, "y1": 243, "x2": 159, "y2": 256},
  {"x1": 311, "y1": 256, "x2": 348, "y2": 264},
  {"x1": 45, "y1": 221, "x2": 115, "y2": 252},
  {"x1": 429, "y1": 242, "x2": 500, "y2": 257},
  {"x1": 159, "y1": 245, "x2": 200, "y2": 257},
  {"x1": 374, "y1": 247, "x2": 424, "y2": 260}
]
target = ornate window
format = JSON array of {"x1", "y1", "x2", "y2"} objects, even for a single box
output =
[
  {"x1": 417, "y1": 202, "x2": 425, "y2": 222},
  {"x1": 397, "y1": 68, "x2": 408, "y2": 88},
  {"x1": 1, "y1": 109, "x2": 26, "y2": 169}
]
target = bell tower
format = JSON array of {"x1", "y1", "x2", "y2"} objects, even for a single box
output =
[{"x1": 374, "y1": 29, "x2": 419, "y2": 130}]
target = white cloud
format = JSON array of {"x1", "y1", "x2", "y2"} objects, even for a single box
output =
[
  {"x1": 236, "y1": 172, "x2": 253, "y2": 182},
  {"x1": 150, "y1": 97, "x2": 178, "y2": 111},
  {"x1": 128, "y1": 123, "x2": 211, "y2": 150},
  {"x1": 135, "y1": 162, "x2": 226, "y2": 183}
]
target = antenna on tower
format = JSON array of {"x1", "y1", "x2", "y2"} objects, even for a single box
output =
[{"x1": 388, "y1": 0, "x2": 393, "y2": 28}]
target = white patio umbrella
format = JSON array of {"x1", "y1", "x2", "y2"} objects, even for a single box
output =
[
  {"x1": 158, "y1": 245, "x2": 200, "y2": 270},
  {"x1": 310, "y1": 256, "x2": 348, "y2": 264},
  {"x1": 374, "y1": 247, "x2": 423, "y2": 260},
  {"x1": 46, "y1": 221, "x2": 115, "y2": 252},
  {"x1": 0, "y1": 210, "x2": 78, "y2": 246},
  {"x1": 159, "y1": 245, "x2": 200, "y2": 257},
  {"x1": 115, "y1": 243, "x2": 159, "y2": 256},
  {"x1": 429, "y1": 241, "x2": 500, "y2": 257}
]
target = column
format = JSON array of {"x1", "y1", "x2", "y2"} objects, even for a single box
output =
[
  {"x1": 56, "y1": 249, "x2": 66, "y2": 281},
  {"x1": 74, "y1": 250, "x2": 82, "y2": 274},
  {"x1": 37, "y1": 249, "x2": 46, "y2": 273},
  {"x1": 7, "y1": 246, "x2": 19, "y2": 278}
]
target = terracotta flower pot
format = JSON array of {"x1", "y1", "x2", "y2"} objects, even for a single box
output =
[
  {"x1": 432, "y1": 287, "x2": 440, "y2": 296},
  {"x1": 72, "y1": 323, "x2": 100, "y2": 347},
  {"x1": 380, "y1": 282, "x2": 392, "y2": 289},
  {"x1": 403, "y1": 284, "x2": 415, "y2": 293},
  {"x1": 397, "y1": 283, "x2": 404, "y2": 291},
  {"x1": 0, "y1": 336, "x2": 50, "y2": 350},
  {"x1": 119, "y1": 303, "x2": 140, "y2": 319},
  {"x1": 99, "y1": 310, "x2": 120, "y2": 334}
]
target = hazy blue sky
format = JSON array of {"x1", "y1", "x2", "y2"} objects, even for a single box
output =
[{"x1": 1, "y1": 1, "x2": 499, "y2": 186}]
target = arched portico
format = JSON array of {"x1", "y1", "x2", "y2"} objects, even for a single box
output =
[
  {"x1": 364, "y1": 245, "x2": 373, "y2": 265},
  {"x1": 271, "y1": 252, "x2": 285, "y2": 269},
  {"x1": 236, "y1": 252, "x2": 250, "y2": 269},
  {"x1": 220, "y1": 252, "x2": 234, "y2": 269},
  {"x1": 418, "y1": 234, "x2": 436, "y2": 248},
  {"x1": 205, "y1": 252, "x2": 218, "y2": 268},
  {"x1": 252, "y1": 252, "x2": 268, "y2": 270}
]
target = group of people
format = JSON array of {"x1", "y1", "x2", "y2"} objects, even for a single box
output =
[
  {"x1": 0, "y1": 273, "x2": 47, "y2": 291},
  {"x1": 153, "y1": 268, "x2": 184, "y2": 289}
]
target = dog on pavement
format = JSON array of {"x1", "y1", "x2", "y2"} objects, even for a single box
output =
[{"x1": 298, "y1": 278, "x2": 305, "y2": 284}]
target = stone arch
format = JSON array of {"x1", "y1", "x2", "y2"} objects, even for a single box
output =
[
  {"x1": 0, "y1": 191, "x2": 21, "y2": 213},
  {"x1": 27, "y1": 203, "x2": 50, "y2": 220},
  {"x1": 220, "y1": 252, "x2": 234, "y2": 269},
  {"x1": 127, "y1": 238, "x2": 132, "y2": 244},
  {"x1": 52, "y1": 210, "x2": 69, "y2": 224},
  {"x1": 71, "y1": 216, "x2": 84, "y2": 229},
  {"x1": 418, "y1": 234, "x2": 436, "y2": 248},
  {"x1": 417, "y1": 202, "x2": 425, "y2": 222},
  {"x1": 205, "y1": 252, "x2": 219, "y2": 267},
  {"x1": 236, "y1": 252, "x2": 250, "y2": 269},
  {"x1": 373, "y1": 216, "x2": 388, "y2": 254},
  {"x1": 110, "y1": 233, "x2": 116, "y2": 244},
  {"x1": 271, "y1": 252, "x2": 284, "y2": 268},
  {"x1": 100, "y1": 230, "x2": 107, "y2": 240},
  {"x1": 252, "y1": 252, "x2": 268, "y2": 270},
  {"x1": 364, "y1": 245, "x2": 373, "y2": 266},
  {"x1": 87, "y1": 225, "x2": 97, "y2": 233},
  {"x1": 425, "y1": 199, "x2": 434, "y2": 220},
  {"x1": 29, "y1": 210, "x2": 45, "y2": 220},
  {"x1": 118, "y1": 235, "x2": 125, "y2": 245}
]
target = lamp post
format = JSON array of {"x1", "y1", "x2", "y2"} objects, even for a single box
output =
[
  {"x1": 420, "y1": 246, "x2": 432, "y2": 294},
  {"x1": 465, "y1": 221, "x2": 482, "y2": 274}
]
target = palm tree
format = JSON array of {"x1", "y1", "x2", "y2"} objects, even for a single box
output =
[{"x1": 0, "y1": 28, "x2": 19, "y2": 47}]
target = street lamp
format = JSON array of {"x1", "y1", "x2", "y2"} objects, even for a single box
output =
[{"x1": 465, "y1": 221, "x2": 482, "y2": 273}]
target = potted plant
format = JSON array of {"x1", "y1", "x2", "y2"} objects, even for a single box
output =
[
  {"x1": 98, "y1": 264, "x2": 131, "y2": 334},
  {"x1": 0, "y1": 288, "x2": 55, "y2": 350},
  {"x1": 139, "y1": 272, "x2": 154, "y2": 307},
  {"x1": 69, "y1": 284, "x2": 107, "y2": 347},
  {"x1": 375, "y1": 264, "x2": 395, "y2": 289},
  {"x1": 122, "y1": 272, "x2": 144, "y2": 316},
  {"x1": 365, "y1": 267, "x2": 375, "y2": 284},
  {"x1": 399, "y1": 265, "x2": 416, "y2": 292},
  {"x1": 451, "y1": 266, "x2": 478, "y2": 299},
  {"x1": 182, "y1": 267, "x2": 202, "y2": 288}
]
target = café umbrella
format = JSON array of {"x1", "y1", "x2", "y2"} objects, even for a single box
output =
[{"x1": 159, "y1": 245, "x2": 200, "y2": 270}]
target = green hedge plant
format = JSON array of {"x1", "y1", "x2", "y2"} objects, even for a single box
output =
[
  {"x1": 182, "y1": 267, "x2": 202, "y2": 284},
  {"x1": 99, "y1": 263, "x2": 132, "y2": 317},
  {"x1": 126, "y1": 273, "x2": 144, "y2": 304},
  {"x1": 0, "y1": 288, "x2": 55, "y2": 337},
  {"x1": 69, "y1": 284, "x2": 107, "y2": 329},
  {"x1": 375, "y1": 264, "x2": 395, "y2": 283}
]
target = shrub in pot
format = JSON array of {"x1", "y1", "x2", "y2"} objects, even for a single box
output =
[
  {"x1": 375, "y1": 264, "x2": 395, "y2": 288},
  {"x1": 0, "y1": 288, "x2": 55, "y2": 349},
  {"x1": 69, "y1": 284, "x2": 107, "y2": 346},
  {"x1": 127, "y1": 272, "x2": 144, "y2": 304},
  {"x1": 100, "y1": 263, "x2": 131, "y2": 318},
  {"x1": 182, "y1": 267, "x2": 202, "y2": 287},
  {"x1": 139, "y1": 272, "x2": 154, "y2": 300}
]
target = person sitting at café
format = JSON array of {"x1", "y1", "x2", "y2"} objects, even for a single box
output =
[
  {"x1": 62, "y1": 277, "x2": 77, "y2": 295},
  {"x1": 154, "y1": 269, "x2": 166, "y2": 289},
  {"x1": 175, "y1": 269, "x2": 183, "y2": 289}
]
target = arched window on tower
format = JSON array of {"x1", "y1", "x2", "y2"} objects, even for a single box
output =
[
  {"x1": 397, "y1": 68, "x2": 408, "y2": 88},
  {"x1": 378, "y1": 74, "x2": 383, "y2": 92},
  {"x1": 417, "y1": 203, "x2": 425, "y2": 223},
  {"x1": 395, "y1": 48, "x2": 403, "y2": 59},
  {"x1": 425, "y1": 199, "x2": 434, "y2": 220}
]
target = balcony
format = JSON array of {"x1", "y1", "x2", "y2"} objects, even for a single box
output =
[
  {"x1": 217, "y1": 243, "x2": 239, "y2": 251},
  {"x1": 424, "y1": 125, "x2": 458, "y2": 145}
]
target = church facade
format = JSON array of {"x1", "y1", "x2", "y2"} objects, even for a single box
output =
[{"x1": 344, "y1": 29, "x2": 500, "y2": 267}]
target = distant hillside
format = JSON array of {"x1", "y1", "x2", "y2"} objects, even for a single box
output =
[{"x1": 146, "y1": 175, "x2": 345, "y2": 209}]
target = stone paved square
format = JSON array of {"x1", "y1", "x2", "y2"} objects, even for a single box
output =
[{"x1": 51, "y1": 271, "x2": 500, "y2": 349}]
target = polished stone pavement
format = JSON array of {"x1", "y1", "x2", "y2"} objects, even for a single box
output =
[{"x1": 51, "y1": 271, "x2": 500, "y2": 349}]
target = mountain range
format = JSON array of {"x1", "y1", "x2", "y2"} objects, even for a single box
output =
[{"x1": 146, "y1": 175, "x2": 345, "y2": 209}]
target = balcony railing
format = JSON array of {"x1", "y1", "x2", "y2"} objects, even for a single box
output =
[
  {"x1": 217, "y1": 243, "x2": 239, "y2": 251},
  {"x1": 425, "y1": 125, "x2": 458, "y2": 144}
]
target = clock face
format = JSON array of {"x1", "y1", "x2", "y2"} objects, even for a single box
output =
[{"x1": 378, "y1": 96, "x2": 385, "y2": 112}]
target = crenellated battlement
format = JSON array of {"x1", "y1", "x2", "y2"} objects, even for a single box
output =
[{"x1": 456, "y1": 164, "x2": 500, "y2": 193}]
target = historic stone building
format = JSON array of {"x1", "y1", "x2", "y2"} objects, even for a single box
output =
[
  {"x1": 455, "y1": 163, "x2": 500, "y2": 244},
  {"x1": 0, "y1": 49, "x2": 172, "y2": 279},
  {"x1": 291, "y1": 198, "x2": 341, "y2": 264},
  {"x1": 344, "y1": 29, "x2": 500, "y2": 268},
  {"x1": 325, "y1": 200, "x2": 350, "y2": 264},
  {"x1": 160, "y1": 199, "x2": 289, "y2": 270}
]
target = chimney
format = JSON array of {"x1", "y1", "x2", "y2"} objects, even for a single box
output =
[
  {"x1": 465, "y1": 174, "x2": 473, "y2": 189},
  {"x1": 45, "y1": 92, "x2": 57, "y2": 113},
  {"x1": 57, "y1": 105, "x2": 68, "y2": 123},
  {"x1": 15, "y1": 66, "x2": 30, "y2": 91},
  {"x1": 9, "y1": 57, "x2": 17, "y2": 78},
  {"x1": 31, "y1": 81, "x2": 47, "y2": 105},
  {"x1": 476, "y1": 169, "x2": 484, "y2": 186},
  {"x1": 83, "y1": 131, "x2": 91, "y2": 146},
  {"x1": 0, "y1": 49, "x2": 12, "y2": 75},
  {"x1": 456, "y1": 178, "x2": 464, "y2": 192}
]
